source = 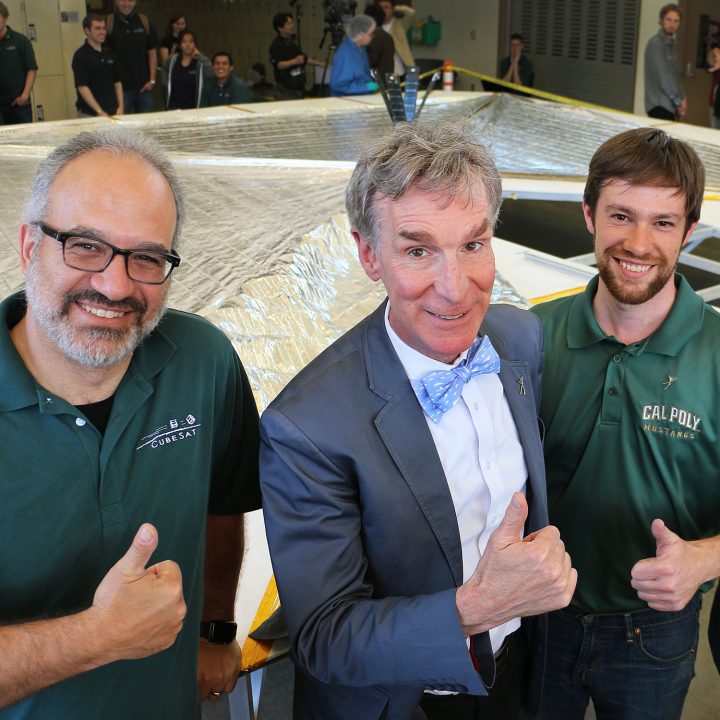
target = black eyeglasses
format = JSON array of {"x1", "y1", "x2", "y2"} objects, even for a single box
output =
[{"x1": 37, "y1": 223, "x2": 181, "y2": 285}]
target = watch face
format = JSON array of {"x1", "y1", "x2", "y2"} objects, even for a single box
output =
[{"x1": 201, "y1": 621, "x2": 237, "y2": 644}]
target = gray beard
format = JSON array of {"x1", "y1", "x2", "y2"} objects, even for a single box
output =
[{"x1": 25, "y1": 261, "x2": 166, "y2": 368}]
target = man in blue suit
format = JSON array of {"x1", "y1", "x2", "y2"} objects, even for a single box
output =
[{"x1": 260, "y1": 119, "x2": 577, "y2": 720}]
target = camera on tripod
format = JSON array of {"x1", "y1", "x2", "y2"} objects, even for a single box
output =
[{"x1": 322, "y1": 0, "x2": 357, "y2": 47}]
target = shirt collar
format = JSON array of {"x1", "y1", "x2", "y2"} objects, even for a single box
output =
[
  {"x1": 0, "y1": 292, "x2": 38, "y2": 411},
  {"x1": 566, "y1": 273, "x2": 704, "y2": 356},
  {"x1": 383, "y1": 302, "x2": 474, "y2": 381},
  {"x1": 0, "y1": 291, "x2": 177, "y2": 412}
]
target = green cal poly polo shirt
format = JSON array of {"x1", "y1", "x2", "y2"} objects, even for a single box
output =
[
  {"x1": 0, "y1": 292, "x2": 260, "y2": 719},
  {"x1": 533, "y1": 274, "x2": 720, "y2": 613}
]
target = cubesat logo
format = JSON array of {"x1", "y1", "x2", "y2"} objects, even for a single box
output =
[{"x1": 136, "y1": 413, "x2": 202, "y2": 451}]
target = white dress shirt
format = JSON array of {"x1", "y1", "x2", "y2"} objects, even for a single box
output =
[{"x1": 385, "y1": 306, "x2": 526, "y2": 653}]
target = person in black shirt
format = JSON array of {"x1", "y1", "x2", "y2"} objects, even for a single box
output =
[
  {"x1": 162, "y1": 29, "x2": 210, "y2": 110},
  {"x1": 106, "y1": 0, "x2": 158, "y2": 114},
  {"x1": 72, "y1": 14, "x2": 123, "y2": 117},
  {"x1": 365, "y1": 3, "x2": 394, "y2": 78},
  {"x1": 159, "y1": 13, "x2": 186, "y2": 65},
  {"x1": 269, "y1": 12, "x2": 325, "y2": 100}
]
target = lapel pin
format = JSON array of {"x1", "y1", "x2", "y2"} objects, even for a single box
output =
[
  {"x1": 517, "y1": 375, "x2": 526, "y2": 396},
  {"x1": 662, "y1": 374, "x2": 678, "y2": 390}
]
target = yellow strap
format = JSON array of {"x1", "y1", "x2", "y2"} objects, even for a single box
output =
[
  {"x1": 240, "y1": 575, "x2": 281, "y2": 671},
  {"x1": 529, "y1": 286, "x2": 586, "y2": 305}
]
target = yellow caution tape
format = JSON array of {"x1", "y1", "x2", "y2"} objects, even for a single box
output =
[{"x1": 529, "y1": 286, "x2": 586, "y2": 305}]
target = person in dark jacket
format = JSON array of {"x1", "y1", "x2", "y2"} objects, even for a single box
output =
[
  {"x1": 364, "y1": 3, "x2": 394, "y2": 79},
  {"x1": 162, "y1": 30, "x2": 211, "y2": 110}
]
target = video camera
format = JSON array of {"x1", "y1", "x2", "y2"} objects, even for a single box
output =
[{"x1": 322, "y1": 0, "x2": 357, "y2": 47}]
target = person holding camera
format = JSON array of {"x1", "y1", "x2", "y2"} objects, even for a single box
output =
[{"x1": 269, "y1": 11, "x2": 325, "y2": 100}]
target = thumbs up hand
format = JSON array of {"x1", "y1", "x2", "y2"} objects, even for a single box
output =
[
  {"x1": 456, "y1": 492, "x2": 577, "y2": 636},
  {"x1": 631, "y1": 519, "x2": 712, "y2": 612},
  {"x1": 89, "y1": 524, "x2": 187, "y2": 662}
]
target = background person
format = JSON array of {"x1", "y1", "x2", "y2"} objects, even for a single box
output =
[
  {"x1": 106, "y1": 0, "x2": 159, "y2": 114},
  {"x1": 0, "y1": 0, "x2": 37, "y2": 125},
  {"x1": 500, "y1": 33, "x2": 534, "y2": 87},
  {"x1": 378, "y1": 0, "x2": 415, "y2": 79},
  {"x1": 269, "y1": 11, "x2": 325, "y2": 101},
  {"x1": 159, "y1": 12, "x2": 186, "y2": 65},
  {"x1": 201, "y1": 52, "x2": 252, "y2": 106},
  {"x1": 72, "y1": 14, "x2": 123, "y2": 118},
  {"x1": 328, "y1": 15, "x2": 378, "y2": 97},
  {"x1": 644, "y1": 3, "x2": 686, "y2": 121},
  {"x1": 162, "y1": 29, "x2": 210, "y2": 110},
  {"x1": 364, "y1": 3, "x2": 395, "y2": 78}
]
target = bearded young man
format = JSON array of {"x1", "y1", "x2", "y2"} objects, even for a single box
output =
[
  {"x1": 532, "y1": 127, "x2": 720, "y2": 720},
  {"x1": 0, "y1": 127, "x2": 260, "y2": 719}
]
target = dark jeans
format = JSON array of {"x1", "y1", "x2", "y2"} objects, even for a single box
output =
[
  {"x1": 647, "y1": 106, "x2": 676, "y2": 121},
  {"x1": 533, "y1": 594, "x2": 701, "y2": 720},
  {"x1": 123, "y1": 88, "x2": 154, "y2": 114},
  {"x1": 420, "y1": 629, "x2": 527, "y2": 720},
  {"x1": 0, "y1": 102, "x2": 32, "y2": 124}
]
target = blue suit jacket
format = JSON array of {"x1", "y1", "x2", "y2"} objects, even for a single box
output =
[{"x1": 260, "y1": 301, "x2": 548, "y2": 720}]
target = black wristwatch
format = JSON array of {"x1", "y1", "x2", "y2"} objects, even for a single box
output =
[{"x1": 200, "y1": 620, "x2": 238, "y2": 644}]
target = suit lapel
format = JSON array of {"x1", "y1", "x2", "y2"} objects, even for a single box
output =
[{"x1": 363, "y1": 303, "x2": 464, "y2": 586}]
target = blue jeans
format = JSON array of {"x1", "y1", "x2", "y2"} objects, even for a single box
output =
[
  {"x1": 123, "y1": 88, "x2": 154, "y2": 114},
  {"x1": 533, "y1": 594, "x2": 700, "y2": 720}
]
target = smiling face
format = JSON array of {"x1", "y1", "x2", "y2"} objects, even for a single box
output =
[
  {"x1": 354, "y1": 184, "x2": 495, "y2": 364},
  {"x1": 20, "y1": 150, "x2": 177, "y2": 368},
  {"x1": 84, "y1": 20, "x2": 107, "y2": 46},
  {"x1": 213, "y1": 55, "x2": 233, "y2": 81},
  {"x1": 586, "y1": 181, "x2": 696, "y2": 306}
]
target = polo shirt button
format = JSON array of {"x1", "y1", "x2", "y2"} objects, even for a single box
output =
[
  {"x1": 613, "y1": 354, "x2": 622, "y2": 362},
  {"x1": 608, "y1": 387, "x2": 617, "y2": 396},
  {"x1": 75, "y1": 417, "x2": 86, "y2": 427}
]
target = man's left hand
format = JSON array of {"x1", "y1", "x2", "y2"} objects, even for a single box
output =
[
  {"x1": 140, "y1": 81, "x2": 154, "y2": 93},
  {"x1": 11, "y1": 93, "x2": 30, "y2": 106},
  {"x1": 631, "y1": 519, "x2": 705, "y2": 612},
  {"x1": 198, "y1": 639, "x2": 242, "y2": 702}
]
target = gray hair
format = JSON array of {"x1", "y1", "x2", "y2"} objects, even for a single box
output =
[
  {"x1": 346, "y1": 119, "x2": 502, "y2": 247},
  {"x1": 23, "y1": 126, "x2": 185, "y2": 250},
  {"x1": 347, "y1": 14, "x2": 375, "y2": 39}
]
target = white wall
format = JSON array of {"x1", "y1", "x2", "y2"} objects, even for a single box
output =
[{"x1": 411, "y1": 0, "x2": 501, "y2": 90}]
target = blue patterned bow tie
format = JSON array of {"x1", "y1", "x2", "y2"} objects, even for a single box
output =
[{"x1": 411, "y1": 335, "x2": 501, "y2": 424}]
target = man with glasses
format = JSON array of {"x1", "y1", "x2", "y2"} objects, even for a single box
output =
[{"x1": 0, "y1": 127, "x2": 260, "y2": 719}]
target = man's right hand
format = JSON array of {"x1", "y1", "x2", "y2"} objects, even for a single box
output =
[
  {"x1": 89, "y1": 523, "x2": 186, "y2": 661},
  {"x1": 456, "y1": 492, "x2": 576, "y2": 636}
]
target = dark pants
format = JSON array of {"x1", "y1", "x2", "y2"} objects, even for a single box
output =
[
  {"x1": 534, "y1": 595, "x2": 700, "y2": 720},
  {"x1": 123, "y1": 88, "x2": 154, "y2": 114},
  {"x1": 274, "y1": 82, "x2": 304, "y2": 101},
  {"x1": 420, "y1": 629, "x2": 527, "y2": 720},
  {"x1": 0, "y1": 102, "x2": 32, "y2": 124},
  {"x1": 647, "y1": 106, "x2": 676, "y2": 121}
]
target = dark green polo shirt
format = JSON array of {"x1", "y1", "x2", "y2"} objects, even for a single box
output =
[
  {"x1": 533, "y1": 275, "x2": 720, "y2": 613},
  {"x1": 0, "y1": 293, "x2": 261, "y2": 719},
  {"x1": 0, "y1": 27, "x2": 37, "y2": 104}
]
